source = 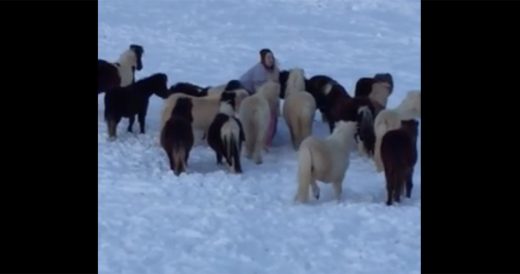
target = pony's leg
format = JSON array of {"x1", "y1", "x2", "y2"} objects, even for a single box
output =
[
  {"x1": 328, "y1": 120, "x2": 334, "y2": 133},
  {"x1": 272, "y1": 109, "x2": 278, "y2": 141},
  {"x1": 287, "y1": 123, "x2": 297, "y2": 150},
  {"x1": 253, "y1": 140, "x2": 263, "y2": 164},
  {"x1": 216, "y1": 151, "x2": 223, "y2": 165},
  {"x1": 406, "y1": 167, "x2": 414, "y2": 198},
  {"x1": 127, "y1": 115, "x2": 135, "y2": 133},
  {"x1": 184, "y1": 150, "x2": 190, "y2": 169},
  {"x1": 265, "y1": 111, "x2": 276, "y2": 148},
  {"x1": 394, "y1": 180, "x2": 402, "y2": 204},
  {"x1": 311, "y1": 180, "x2": 320, "y2": 200},
  {"x1": 333, "y1": 180, "x2": 343, "y2": 202},
  {"x1": 385, "y1": 169, "x2": 393, "y2": 206},
  {"x1": 138, "y1": 111, "x2": 147, "y2": 134},
  {"x1": 167, "y1": 152, "x2": 175, "y2": 172},
  {"x1": 107, "y1": 116, "x2": 120, "y2": 140}
]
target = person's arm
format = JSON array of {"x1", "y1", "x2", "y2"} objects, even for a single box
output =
[{"x1": 239, "y1": 65, "x2": 256, "y2": 94}]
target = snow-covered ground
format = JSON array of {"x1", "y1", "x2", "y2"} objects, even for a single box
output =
[{"x1": 98, "y1": 0, "x2": 421, "y2": 273}]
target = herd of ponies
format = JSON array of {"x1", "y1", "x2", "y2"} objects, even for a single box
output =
[{"x1": 98, "y1": 44, "x2": 421, "y2": 206}]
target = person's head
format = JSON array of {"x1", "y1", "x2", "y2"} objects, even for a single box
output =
[{"x1": 259, "y1": 48, "x2": 275, "y2": 70}]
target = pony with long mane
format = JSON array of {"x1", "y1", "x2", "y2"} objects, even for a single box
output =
[{"x1": 294, "y1": 121, "x2": 358, "y2": 203}]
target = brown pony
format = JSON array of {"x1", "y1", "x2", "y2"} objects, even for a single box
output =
[
  {"x1": 160, "y1": 97, "x2": 195, "y2": 176},
  {"x1": 380, "y1": 119, "x2": 419, "y2": 206}
]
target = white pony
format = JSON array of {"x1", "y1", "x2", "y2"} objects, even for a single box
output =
[
  {"x1": 114, "y1": 45, "x2": 144, "y2": 87},
  {"x1": 281, "y1": 68, "x2": 317, "y2": 149},
  {"x1": 294, "y1": 120, "x2": 358, "y2": 203},
  {"x1": 160, "y1": 88, "x2": 249, "y2": 142},
  {"x1": 238, "y1": 81, "x2": 280, "y2": 164},
  {"x1": 373, "y1": 90, "x2": 421, "y2": 172}
]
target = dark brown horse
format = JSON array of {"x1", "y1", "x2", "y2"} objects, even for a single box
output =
[
  {"x1": 160, "y1": 97, "x2": 194, "y2": 176},
  {"x1": 380, "y1": 119, "x2": 419, "y2": 205}
]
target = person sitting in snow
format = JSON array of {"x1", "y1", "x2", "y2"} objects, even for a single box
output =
[{"x1": 239, "y1": 48, "x2": 281, "y2": 95}]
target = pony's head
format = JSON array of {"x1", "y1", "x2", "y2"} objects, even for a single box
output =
[
  {"x1": 148, "y1": 73, "x2": 168, "y2": 98},
  {"x1": 401, "y1": 119, "x2": 419, "y2": 141},
  {"x1": 171, "y1": 97, "x2": 193, "y2": 123},
  {"x1": 224, "y1": 80, "x2": 244, "y2": 91},
  {"x1": 219, "y1": 90, "x2": 237, "y2": 115},
  {"x1": 129, "y1": 44, "x2": 144, "y2": 71},
  {"x1": 354, "y1": 77, "x2": 375, "y2": 98},
  {"x1": 284, "y1": 68, "x2": 306, "y2": 98}
]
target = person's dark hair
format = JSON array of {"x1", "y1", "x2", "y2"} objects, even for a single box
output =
[{"x1": 259, "y1": 48, "x2": 272, "y2": 59}]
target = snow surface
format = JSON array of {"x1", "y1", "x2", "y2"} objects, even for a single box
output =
[{"x1": 98, "y1": 0, "x2": 421, "y2": 273}]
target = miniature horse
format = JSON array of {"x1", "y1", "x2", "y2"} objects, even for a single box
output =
[
  {"x1": 380, "y1": 119, "x2": 419, "y2": 206},
  {"x1": 207, "y1": 91, "x2": 245, "y2": 173},
  {"x1": 160, "y1": 97, "x2": 195, "y2": 176},
  {"x1": 104, "y1": 73, "x2": 168, "y2": 139}
]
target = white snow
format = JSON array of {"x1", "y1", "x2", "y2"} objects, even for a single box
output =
[{"x1": 98, "y1": 0, "x2": 421, "y2": 273}]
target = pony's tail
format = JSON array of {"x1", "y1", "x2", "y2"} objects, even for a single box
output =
[
  {"x1": 230, "y1": 134, "x2": 242, "y2": 173},
  {"x1": 358, "y1": 106, "x2": 376, "y2": 156},
  {"x1": 172, "y1": 144, "x2": 186, "y2": 176},
  {"x1": 297, "y1": 112, "x2": 313, "y2": 149},
  {"x1": 294, "y1": 145, "x2": 313, "y2": 203},
  {"x1": 221, "y1": 120, "x2": 242, "y2": 173}
]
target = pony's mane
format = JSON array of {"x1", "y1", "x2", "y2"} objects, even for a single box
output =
[
  {"x1": 330, "y1": 121, "x2": 357, "y2": 146},
  {"x1": 132, "y1": 73, "x2": 167, "y2": 96},
  {"x1": 116, "y1": 49, "x2": 137, "y2": 66},
  {"x1": 354, "y1": 77, "x2": 375, "y2": 98},
  {"x1": 357, "y1": 105, "x2": 376, "y2": 155},
  {"x1": 219, "y1": 91, "x2": 237, "y2": 115},
  {"x1": 285, "y1": 68, "x2": 306, "y2": 97},
  {"x1": 171, "y1": 97, "x2": 194, "y2": 123}
]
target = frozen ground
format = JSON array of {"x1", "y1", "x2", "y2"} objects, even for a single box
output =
[{"x1": 98, "y1": 0, "x2": 421, "y2": 273}]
